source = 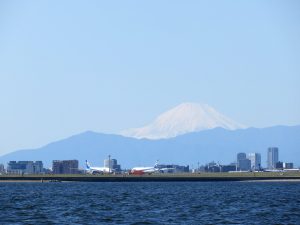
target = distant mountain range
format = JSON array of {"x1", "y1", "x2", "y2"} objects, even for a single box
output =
[
  {"x1": 121, "y1": 103, "x2": 246, "y2": 139},
  {"x1": 0, "y1": 125, "x2": 299, "y2": 168}
]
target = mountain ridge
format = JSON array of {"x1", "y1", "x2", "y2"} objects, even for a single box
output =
[{"x1": 0, "y1": 125, "x2": 299, "y2": 168}]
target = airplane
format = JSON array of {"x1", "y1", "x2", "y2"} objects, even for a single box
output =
[
  {"x1": 130, "y1": 161, "x2": 173, "y2": 175},
  {"x1": 85, "y1": 160, "x2": 111, "y2": 174},
  {"x1": 264, "y1": 169, "x2": 285, "y2": 172}
]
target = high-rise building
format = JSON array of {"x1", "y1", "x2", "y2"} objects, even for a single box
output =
[
  {"x1": 52, "y1": 160, "x2": 79, "y2": 174},
  {"x1": 237, "y1": 153, "x2": 246, "y2": 163},
  {"x1": 7, "y1": 161, "x2": 43, "y2": 174},
  {"x1": 0, "y1": 164, "x2": 5, "y2": 173},
  {"x1": 247, "y1": 153, "x2": 261, "y2": 171},
  {"x1": 267, "y1": 147, "x2": 279, "y2": 170},
  {"x1": 237, "y1": 153, "x2": 251, "y2": 171}
]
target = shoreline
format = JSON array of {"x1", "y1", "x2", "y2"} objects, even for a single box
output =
[
  {"x1": 1, "y1": 172, "x2": 300, "y2": 182},
  {"x1": 240, "y1": 179, "x2": 300, "y2": 182},
  {"x1": 0, "y1": 179, "x2": 300, "y2": 183}
]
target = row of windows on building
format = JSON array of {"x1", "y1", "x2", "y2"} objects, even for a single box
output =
[{"x1": 5, "y1": 161, "x2": 44, "y2": 174}]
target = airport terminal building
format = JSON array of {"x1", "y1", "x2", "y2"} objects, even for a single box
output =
[{"x1": 7, "y1": 161, "x2": 43, "y2": 175}]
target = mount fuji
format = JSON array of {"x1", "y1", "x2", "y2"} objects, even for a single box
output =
[
  {"x1": 0, "y1": 101, "x2": 299, "y2": 167},
  {"x1": 121, "y1": 103, "x2": 246, "y2": 139}
]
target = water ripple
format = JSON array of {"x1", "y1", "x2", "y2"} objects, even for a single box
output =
[{"x1": 0, "y1": 182, "x2": 299, "y2": 224}]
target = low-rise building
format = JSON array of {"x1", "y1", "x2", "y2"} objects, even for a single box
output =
[
  {"x1": 283, "y1": 162, "x2": 293, "y2": 169},
  {"x1": 221, "y1": 164, "x2": 237, "y2": 172},
  {"x1": 238, "y1": 158, "x2": 251, "y2": 171},
  {"x1": 156, "y1": 164, "x2": 189, "y2": 173},
  {"x1": 52, "y1": 160, "x2": 79, "y2": 174},
  {"x1": 7, "y1": 161, "x2": 43, "y2": 174},
  {"x1": 203, "y1": 162, "x2": 221, "y2": 173},
  {"x1": 203, "y1": 162, "x2": 238, "y2": 173},
  {"x1": 275, "y1": 161, "x2": 284, "y2": 169}
]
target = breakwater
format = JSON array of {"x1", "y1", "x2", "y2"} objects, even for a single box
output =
[{"x1": 1, "y1": 172, "x2": 300, "y2": 182}]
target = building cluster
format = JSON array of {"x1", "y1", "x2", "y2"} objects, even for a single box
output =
[
  {"x1": 104, "y1": 158, "x2": 121, "y2": 172},
  {"x1": 196, "y1": 147, "x2": 296, "y2": 173},
  {"x1": 0, "y1": 157, "x2": 124, "y2": 175},
  {"x1": 235, "y1": 147, "x2": 294, "y2": 172},
  {"x1": 0, "y1": 157, "x2": 191, "y2": 175},
  {"x1": 267, "y1": 147, "x2": 293, "y2": 170},
  {"x1": 0, "y1": 146, "x2": 297, "y2": 175},
  {"x1": 0, "y1": 160, "x2": 80, "y2": 175},
  {"x1": 198, "y1": 152, "x2": 262, "y2": 173},
  {"x1": 236, "y1": 152, "x2": 261, "y2": 171}
]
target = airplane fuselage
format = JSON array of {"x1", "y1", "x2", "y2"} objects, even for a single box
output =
[{"x1": 130, "y1": 166, "x2": 157, "y2": 175}]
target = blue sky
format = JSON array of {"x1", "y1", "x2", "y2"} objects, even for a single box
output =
[{"x1": 0, "y1": 0, "x2": 299, "y2": 155}]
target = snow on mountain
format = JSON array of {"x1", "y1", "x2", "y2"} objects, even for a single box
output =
[{"x1": 121, "y1": 103, "x2": 246, "y2": 139}]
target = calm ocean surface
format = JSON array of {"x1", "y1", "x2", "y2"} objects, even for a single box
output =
[{"x1": 0, "y1": 181, "x2": 299, "y2": 224}]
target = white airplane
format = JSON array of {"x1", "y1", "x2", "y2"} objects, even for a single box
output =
[
  {"x1": 130, "y1": 161, "x2": 172, "y2": 175},
  {"x1": 264, "y1": 169, "x2": 285, "y2": 172},
  {"x1": 85, "y1": 160, "x2": 111, "y2": 174}
]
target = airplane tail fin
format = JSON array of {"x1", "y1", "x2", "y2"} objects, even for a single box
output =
[
  {"x1": 85, "y1": 160, "x2": 91, "y2": 170},
  {"x1": 154, "y1": 160, "x2": 159, "y2": 168}
]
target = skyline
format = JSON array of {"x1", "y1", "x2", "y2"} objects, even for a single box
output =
[
  {"x1": 1, "y1": 125, "x2": 299, "y2": 168},
  {"x1": 1, "y1": 146, "x2": 293, "y2": 171},
  {"x1": 0, "y1": 0, "x2": 300, "y2": 155}
]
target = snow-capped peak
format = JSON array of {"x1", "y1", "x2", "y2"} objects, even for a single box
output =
[{"x1": 121, "y1": 102, "x2": 246, "y2": 139}]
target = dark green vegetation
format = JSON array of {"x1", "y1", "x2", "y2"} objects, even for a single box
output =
[{"x1": 1, "y1": 172, "x2": 300, "y2": 182}]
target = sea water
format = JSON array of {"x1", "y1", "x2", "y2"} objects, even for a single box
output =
[{"x1": 0, "y1": 181, "x2": 299, "y2": 224}]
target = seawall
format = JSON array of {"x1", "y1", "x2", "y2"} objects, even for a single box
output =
[{"x1": 0, "y1": 172, "x2": 300, "y2": 182}]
